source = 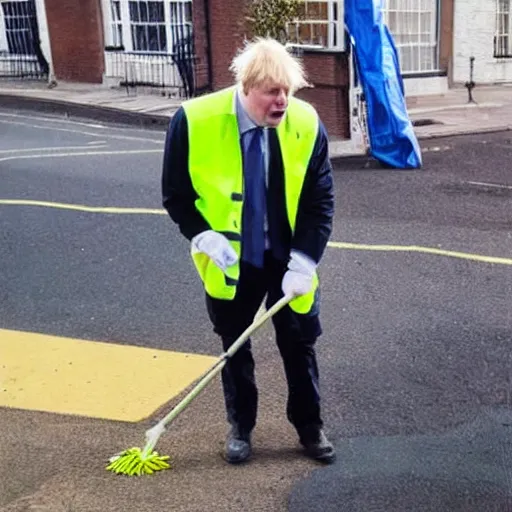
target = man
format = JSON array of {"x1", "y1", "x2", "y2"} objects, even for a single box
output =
[{"x1": 162, "y1": 37, "x2": 335, "y2": 464}]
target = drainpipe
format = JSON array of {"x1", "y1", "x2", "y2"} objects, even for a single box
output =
[{"x1": 203, "y1": 0, "x2": 213, "y2": 92}]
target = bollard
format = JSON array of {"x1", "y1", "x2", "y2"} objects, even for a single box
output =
[{"x1": 464, "y1": 56, "x2": 476, "y2": 103}]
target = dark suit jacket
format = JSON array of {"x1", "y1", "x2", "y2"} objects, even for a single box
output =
[{"x1": 161, "y1": 106, "x2": 334, "y2": 264}]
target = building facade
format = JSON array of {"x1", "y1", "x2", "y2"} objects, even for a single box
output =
[
  {"x1": 0, "y1": 0, "x2": 461, "y2": 140},
  {"x1": 453, "y1": 0, "x2": 512, "y2": 84},
  {"x1": 381, "y1": 0, "x2": 453, "y2": 95}
]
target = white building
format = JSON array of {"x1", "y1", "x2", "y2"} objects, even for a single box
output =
[{"x1": 453, "y1": 0, "x2": 512, "y2": 84}]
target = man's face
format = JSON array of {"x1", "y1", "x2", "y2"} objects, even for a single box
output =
[{"x1": 244, "y1": 81, "x2": 289, "y2": 127}]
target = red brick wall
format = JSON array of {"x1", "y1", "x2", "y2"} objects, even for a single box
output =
[
  {"x1": 207, "y1": 0, "x2": 248, "y2": 90},
  {"x1": 45, "y1": 0, "x2": 104, "y2": 83},
  {"x1": 297, "y1": 52, "x2": 350, "y2": 139},
  {"x1": 192, "y1": 0, "x2": 211, "y2": 93}
]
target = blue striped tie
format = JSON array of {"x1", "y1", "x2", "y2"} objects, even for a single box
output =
[{"x1": 242, "y1": 127, "x2": 266, "y2": 268}]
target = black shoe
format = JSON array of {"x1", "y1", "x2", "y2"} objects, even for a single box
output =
[
  {"x1": 299, "y1": 429, "x2": 336, "y2": 463},
  {"x1": 224, "y1": 427, "x2": 252, "y2": 464}
]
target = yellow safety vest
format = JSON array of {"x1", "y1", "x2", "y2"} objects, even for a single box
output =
[{"x1": 182, "y1": 86, "x2": 319, "y2": 314}]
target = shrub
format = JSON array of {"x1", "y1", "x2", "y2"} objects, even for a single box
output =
[{"x1": 245, "y1": 0, "x2": 302, "y2": 43}]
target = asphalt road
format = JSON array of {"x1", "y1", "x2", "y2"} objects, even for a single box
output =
[{"x1": 1, "y1": 108, "x2": 512, "y2": 512}]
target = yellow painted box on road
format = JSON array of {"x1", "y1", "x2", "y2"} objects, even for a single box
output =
[{"x1": 0, "y1": 329, "x2": 217, "y2": 422}]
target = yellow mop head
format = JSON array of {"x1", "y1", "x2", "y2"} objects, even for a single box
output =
[{"x1": 106, "y1": 447, "x2": 171, "y2": 476}]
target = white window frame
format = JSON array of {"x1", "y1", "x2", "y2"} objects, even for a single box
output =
[
  {"x1": 169, "y1": 0, "x2": 192, "y2": 36},
  {"x1": 102, "y1": 0, "x2": 192, "y2": 54},
  {"x1": 126, "y1": 0, "x2": 168, "y2": 53},
  {"x1": 109, "y1": 0, "x2": 123, "y2": 47},
  {"x1": 287, "y1": 0, "x2": 345, "y2": 51},
  {"x1": 495, "y1": 0, "x2": 512, "y2": 57},
  {"x1": 382, "y1": 0, "x2": 440, "y2": 74},
  {"x1": 0, "y1": 0, "x2": 38, "y2": 56},
  {"x1": 0, "y1": 3, "x2": 7, "y2": 52}
]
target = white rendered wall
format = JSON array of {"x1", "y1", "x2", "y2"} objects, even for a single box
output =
[
  {"x1": 403, "y1": 76, "x2": 449, "y2": 96},
  {"x1": 453, "y1": 0, "x2": 512, "y2": 84}
]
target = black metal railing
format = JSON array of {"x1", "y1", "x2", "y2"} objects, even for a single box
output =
[
  {"x1": 104, "y1": 30, "x2": 195, "y2": 98},
  {"x1": 0, "y1": 52, "x2": 47, "y2": 79}
]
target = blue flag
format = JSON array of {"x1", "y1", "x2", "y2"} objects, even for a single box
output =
[{"x1": 345, "y1": 0, "x2": 422, "y2": 169}]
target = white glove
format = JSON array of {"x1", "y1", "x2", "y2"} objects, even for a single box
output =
[
  {"x1": 281, "y1": 250, "x2": 317, "y2": 298},
  {"x1": 191, "y1": 230, "x2": 238, "y2": 272}
]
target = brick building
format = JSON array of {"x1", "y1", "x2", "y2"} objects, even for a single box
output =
[{"x1": 0, "y1": 0, "x2": 465, "y2": 140}]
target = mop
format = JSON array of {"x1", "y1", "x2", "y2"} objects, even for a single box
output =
[{"x1": 106, "y1": 294, "x2": 292, "y2": 476}]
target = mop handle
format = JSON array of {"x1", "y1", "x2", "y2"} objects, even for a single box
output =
[{"x1": 153, "y1": 294, "x2": 293, "y2": 433}]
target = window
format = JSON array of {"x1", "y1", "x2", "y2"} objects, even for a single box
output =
[
  {"x1": 286, "y1": 0, "x2": 344, "y2": 50},
  {"x1": 129, "y1": 1, "x2": 166, "y2": 52},
  {"x1": 382, "y1": 0, "x2": 439, "y2": 73},
  {"x1": 104, "y1": 0, "x2": 192, "y2": 54},
  {"x1": 495, "y1": 0, "x2": 512, "y2": 57},
  {"x1": 110, "y1": 0, "x2": 123, "y2": 47},
  {"x1": 0, "y1": 0, "x2": 37, "y2": 55},
  {"x1": 170, "y1": 0, "x2": 192, "y2": 47}
]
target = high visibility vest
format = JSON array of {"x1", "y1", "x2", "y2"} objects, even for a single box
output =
[{"x1": 182, "y1": 86, "x2": 319, "y2": 314}]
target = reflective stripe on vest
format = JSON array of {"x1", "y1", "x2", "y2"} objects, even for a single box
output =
[{"x1": 183, "y1": 86, "x2": 319, "y2": 314}]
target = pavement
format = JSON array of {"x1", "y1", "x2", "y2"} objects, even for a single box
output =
[{"x1": 1, "y1": 79, "x2": 512, "y2": 159}]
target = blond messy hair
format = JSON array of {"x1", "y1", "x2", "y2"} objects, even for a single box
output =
[{"x1": 230, "y1": 37, "x2": 310, "y2": 95}]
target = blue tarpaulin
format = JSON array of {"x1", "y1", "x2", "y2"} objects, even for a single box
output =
[{"x1": 345, "y1": 0, "x2": 422, "y2": 169}]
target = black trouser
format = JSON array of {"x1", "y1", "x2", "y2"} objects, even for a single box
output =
[{"x1": 205, "y1": 251, "x2": 323, "y2": 438}]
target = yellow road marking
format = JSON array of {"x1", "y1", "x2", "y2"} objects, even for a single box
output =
[
  {"x1": 0, "y1": 149, "x2": 161, "y2": 163},
  {"x1": 0, "y1": 329, "x2": 217, "y2": 422},
  {"x1": 1, "y1": 199, "x2": 511, "y2": 266},
  {"x1": 328, "y1": 241, "x2": 512, "y2": 266},
  {"x1": 0, "y1": 199, "x2": 165, "y2": 215}
]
